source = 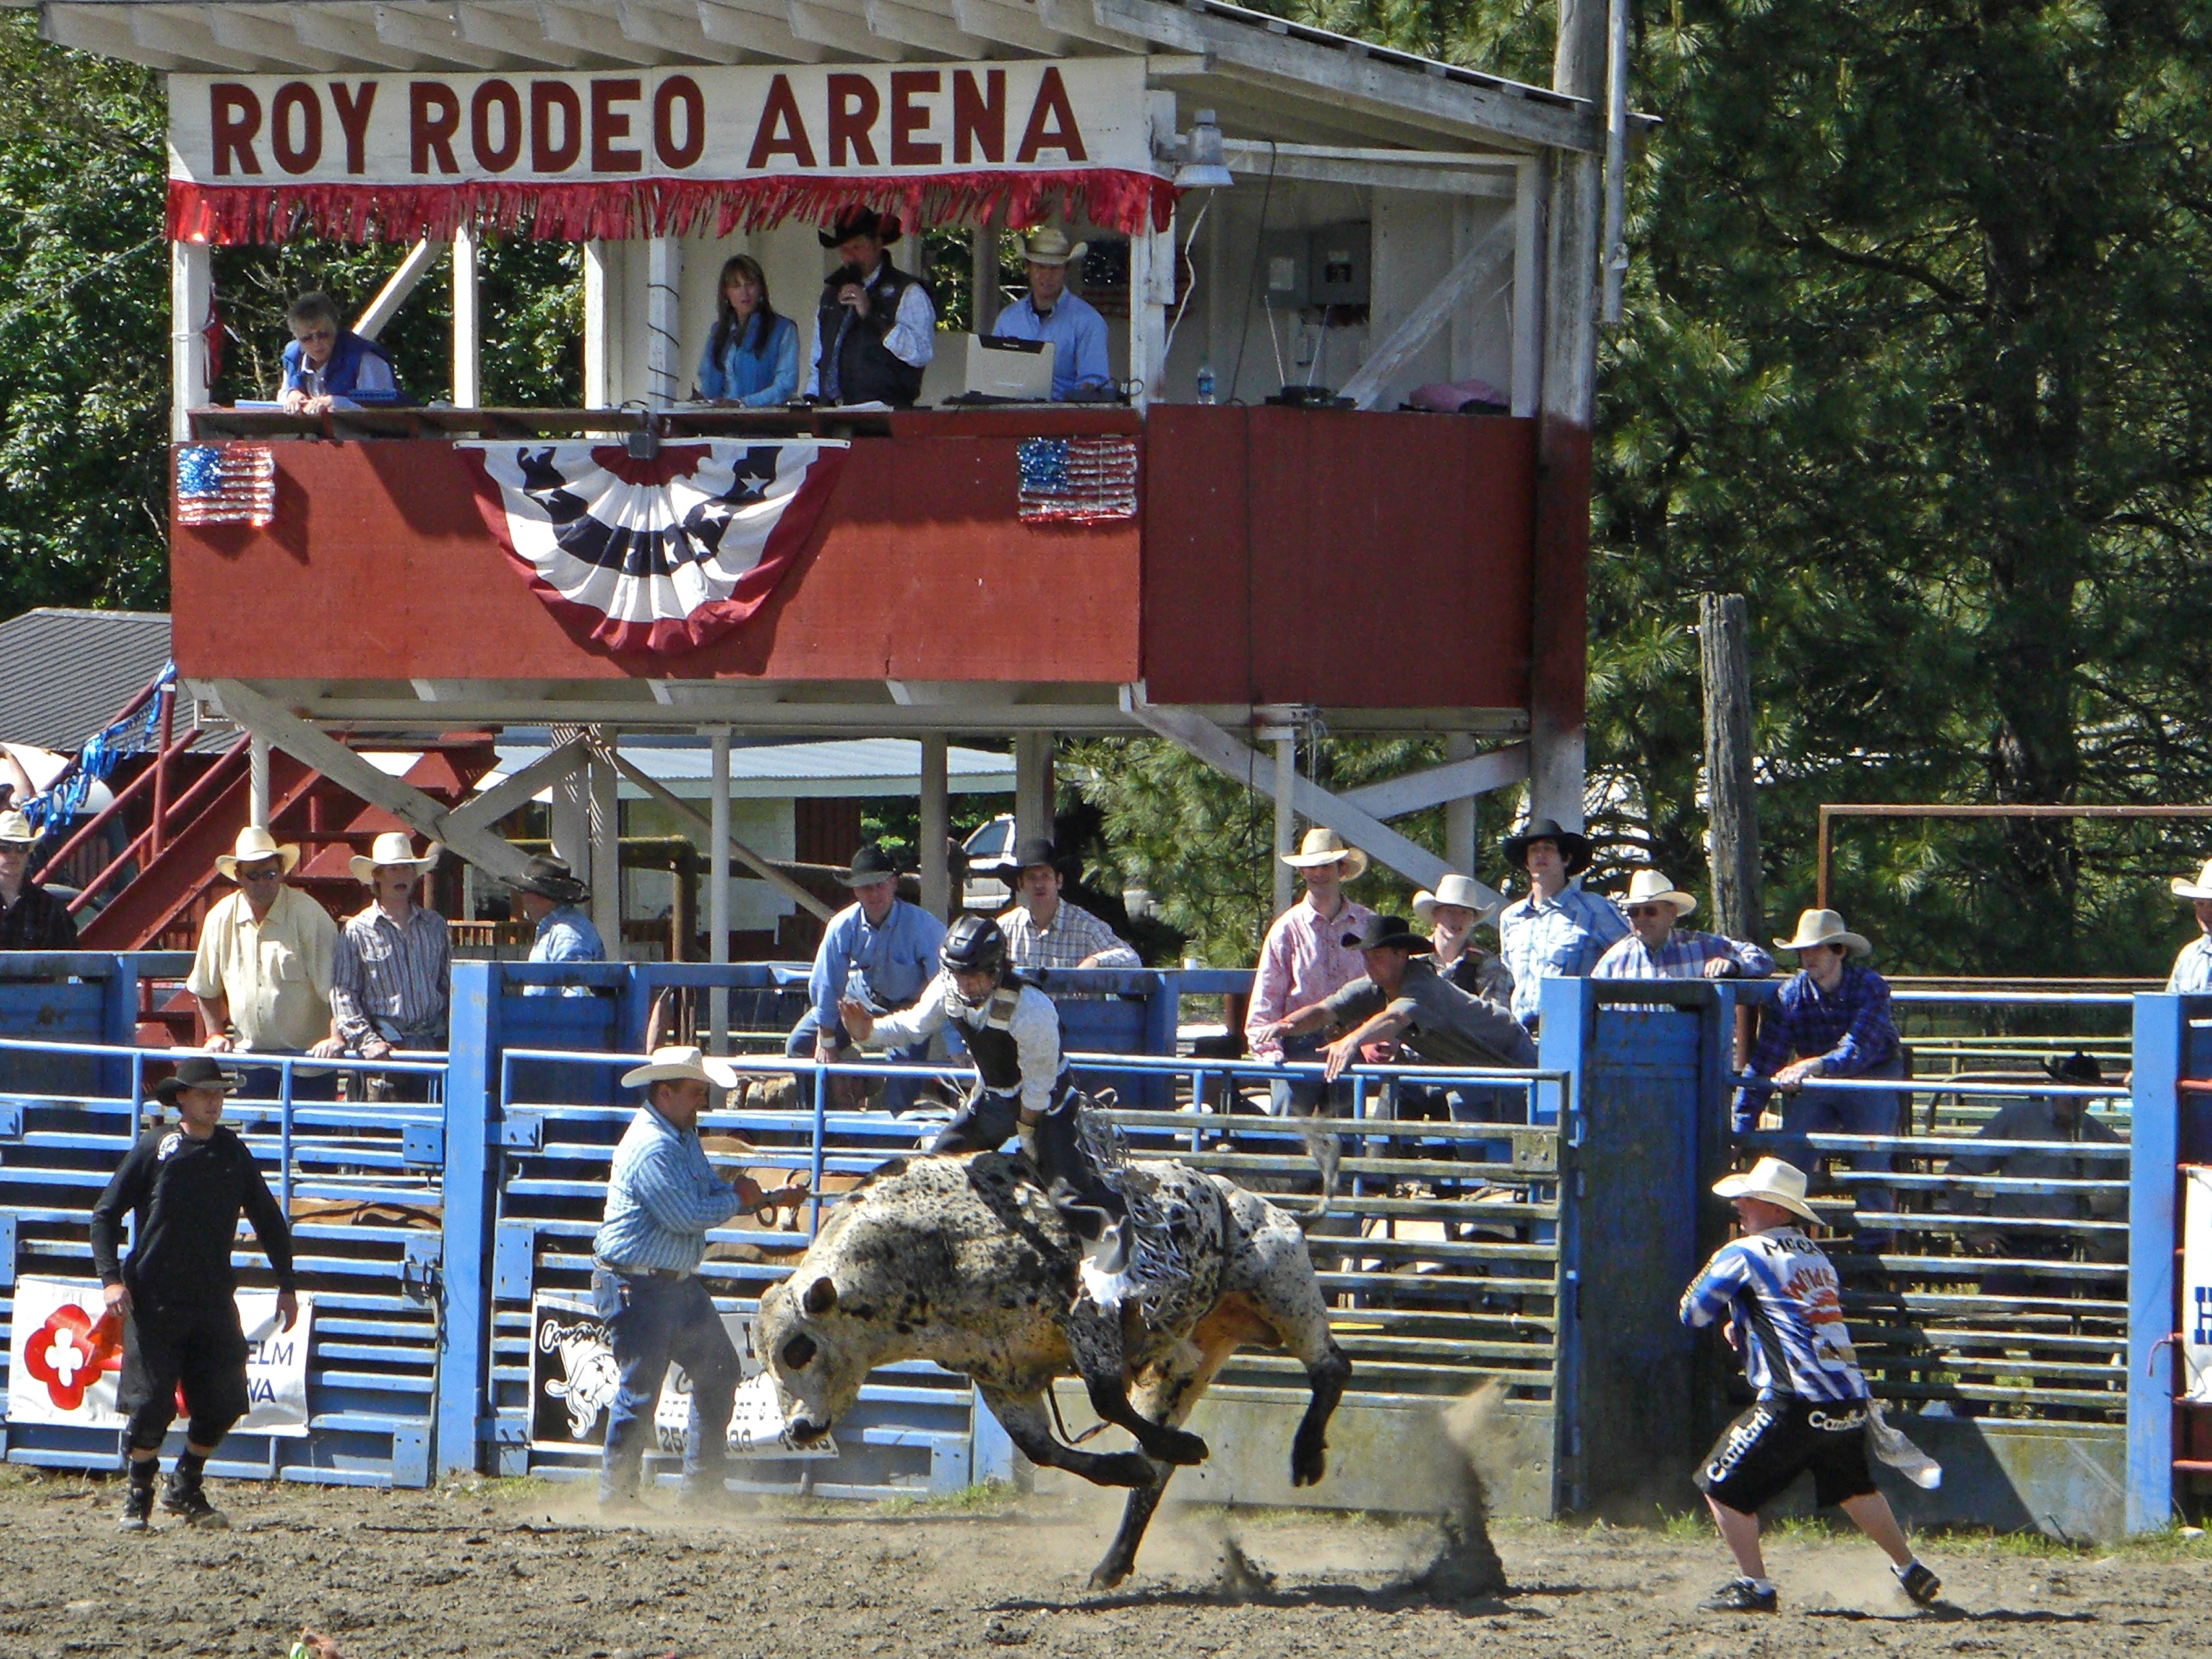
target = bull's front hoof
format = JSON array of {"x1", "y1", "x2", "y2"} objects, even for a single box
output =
[
  {"x1": 1097, "y1": 1451, "x2": 1158, "y2": 1489},
  {"x1": 1088, "y1": 1559, "x2": 1132, "y2": 1590},
  {"x1": 1290, "y1": 1435, "x2": 1327, "y2": 1487},
  {"x1": 1151, "y1": 1427, "x2": 1208, "y2": 1467}
]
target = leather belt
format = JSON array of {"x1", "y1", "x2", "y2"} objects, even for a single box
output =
[{"x1": 596, "y1": 1260, "x2": 691, "y2": 1282}]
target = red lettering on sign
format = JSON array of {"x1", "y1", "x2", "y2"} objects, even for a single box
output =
[
  {"x1": 329, "y1": 82, "x2": 377, "y2": 175},
  {"x1": 210, "y1": 84, "x2": 263, "y2": 178},
  {"x1": 270, "y1": 82, "x2": 323, "y2": 175},
  {"x1": 951, "y1": 69, "x2": 1004, "y2": 165},
  {"x1": 410, "y1": 82, "x2": 462, "y2": 175},
  {"x1": 531, "y1": 81, "x2": 583, "y2": 172},
  {"x1": 1015, "y1": 67, "x2": 1086, "y2": 164},
  {"x1": 472, "y1": 81, "x2": 522, "y2": 172},
  {"x1": 653, "y1": 75, "x2": 705, "y2": 169},
  {"x1": 826, "y1": 74, "x2": 880, "y2": 167},
  {"x1": 591, "y1": 79, "x2": 644, "y2": 173},
  {"x1": 888, "y1": 70, "x2": 941, "y2": 167},
  {"x1": 746, "y1": 75, "x2": 817, "y2": 169}
]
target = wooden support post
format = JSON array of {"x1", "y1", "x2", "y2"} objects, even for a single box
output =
[
  {"x1": 171, "y1": 241, "x2": 211, "y2": 441},
  {"x1": 1014, "y1": 733, "x2": 1053, "y2": 847},
  {"x1": 972, "y1": 215, "x2": 1001, "y2": 333},
  {"x1": 583, "y1": 240, "x2": 620, "y2": 407},
  {"x1": 919, "y1": 734, "x2": 951, "y2": 921},
  {"x1": 592, "y1": 743, "x2": 834, "y2": 923},
  {"x1": 708, "y1": 726, "x2": 731, "y2": 1053},
  {"x1": 589, "y1": 731, "x2": 621, "y2": 961},
  {"x1": 1699, "y1": 594, "x2": 1762, "y2": 941},
  {"x1": 548, "y1": 723, "x2": 590, "y2": 876},
  {"x1": 647, "y1": 235, "x2": 681, "y2": 409},
  {"x1": 1263, "y1": 726, "x2": 1296, "y2": 916},
  {"x1": 248, "y1": 734, "x2": 270, "y2": 829},
  {"x1": 1444, "y1": 733, "x2": 1477, "y2": 877},
  {"x1": 451, "y1": 227, "x2": 480, "y2": 407}
]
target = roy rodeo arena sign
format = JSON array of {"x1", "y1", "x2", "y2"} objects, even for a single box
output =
[{"x1": 165, "y1": 60, "x2": 1170, "y2": 244}]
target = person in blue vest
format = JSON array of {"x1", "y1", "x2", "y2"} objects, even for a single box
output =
[
  {"x1": 277, "y1": 292, "x2": 403, "y2": 414},
  {"x1": 805, "y1": 207, "x2": 935, "y2": 408},
  {"x1": 988, "y1": 228, "x2": 1113, "y2": 401},
  {"x1": 694, "y1": 254, "x2": 800, "y2": 407}
]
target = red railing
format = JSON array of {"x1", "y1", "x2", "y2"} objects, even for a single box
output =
[{"x1": 42, "y1": 724, "x2": 251, "y2": 914}]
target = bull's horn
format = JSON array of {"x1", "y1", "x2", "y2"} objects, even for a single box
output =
[{"x1": 802, "y1": 1275, "x2": 839, "y2": 1315}]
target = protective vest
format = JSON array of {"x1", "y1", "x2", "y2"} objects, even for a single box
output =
[
  {"x1": 817, "y1": 262, "x2": 928, "y2": 407},
  {"x1": 958, "y1": 981, "x2": 1071, "y2": 1107},
  {"x1": 281, "y1": 329, "x2": 401, "y2": 403}
]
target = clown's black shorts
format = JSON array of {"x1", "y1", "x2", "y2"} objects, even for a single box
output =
[{"x1": 1694, "y1": 1398, "x2": 1876, "y2": 1515}]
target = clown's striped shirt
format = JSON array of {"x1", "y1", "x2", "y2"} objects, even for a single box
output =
[{"x1": 1680, "y1": 1229, "x2": 1868, "y2": 1404}]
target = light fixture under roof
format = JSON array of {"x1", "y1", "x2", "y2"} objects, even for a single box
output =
[{"x1": 1173, "y1": 110, "x2": 1234, "y2": 190}]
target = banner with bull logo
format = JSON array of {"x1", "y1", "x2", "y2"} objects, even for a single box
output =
[
  {"x1": 165, "y1": 61, "x2": 1170, "y2": 245},
  {"x1": 459, "y1": 439, "x2": 846, "y2": 655},
  {"x1": 5, "y1": 1275, "x2": 314, "y2": 1438},
  {"x1": 530, "y1": 1294, "x2": 834, "y2": 1458}
]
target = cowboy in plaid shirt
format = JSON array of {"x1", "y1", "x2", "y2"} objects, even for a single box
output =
[{"x1": 997, "y1": 838, "x2": 1140, "y2": 972}]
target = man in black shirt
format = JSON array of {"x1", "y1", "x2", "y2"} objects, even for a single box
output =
[
  {"x1": 0, "y1": 808, "x2": 77, "y2": 949},
  {"x1": 89, "y1": 1055, "x2": 298, "y2": 1532}
]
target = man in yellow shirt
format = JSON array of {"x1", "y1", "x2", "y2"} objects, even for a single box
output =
[{"x1": 186, "y1": 826, "x2": 339, "y2": 1099}]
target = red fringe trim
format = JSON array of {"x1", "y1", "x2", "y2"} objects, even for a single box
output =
[
  {"x1": 455, "y1": 442, "x2": 849, "y2": 657},
  {"x1": 168, "y1": 169, "x2": 1178, "y2": 246}
]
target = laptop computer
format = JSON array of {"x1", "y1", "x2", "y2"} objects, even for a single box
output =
[{"x1": 962, "y1": 333, "x2": 1057, "y2": 401}]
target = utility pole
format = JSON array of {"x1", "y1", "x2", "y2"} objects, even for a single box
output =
[{"x1": 1699, "y1": 594, "x2": 1762, "y2": 941}]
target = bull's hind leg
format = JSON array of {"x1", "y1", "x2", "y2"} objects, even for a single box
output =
[
  {"x1": 1233, "y1": 1200, "x2": 1352, "y2": 1486},
  {"x1": 1088, "y1": 1322, "x2": 1248, "y2": 1589},
  {"x1": 1061, "y1": 1302, "x2": 1207, "y2": 1468},
  {"x1": 975, "y1": 1385, "x2": 1155, "y2": 1491}
]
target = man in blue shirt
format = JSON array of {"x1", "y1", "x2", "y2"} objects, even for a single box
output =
[
  {"x1": 988, "y1": 228, "x2": 1113, "y2": 401},
  {"x1": 509, "y1": 856, "x2": 604, "y2": 996},
  {"x1": 1734, "y1": 909, "x2": 1906, "y2": 1237},
  {"x1": 593, "y1": 1046, "x2": 807, "y2": 1512},
  {"x1": 1496, "y1": 817, "x2": 1629, "y2": 1029},
  {"x1": 1681, "y1": 1157, "x2": 1940, "y2": 1614},
  {"x1": 785, "y1": 844, "x2": 945, "y2": 1109}
]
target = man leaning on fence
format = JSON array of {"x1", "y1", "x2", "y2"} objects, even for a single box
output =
[
  {"x1": 1593, "y1": 869, "x2": 1774, "y2": 984},
  {"x1": 592, "y1": 1048, "x2": 808, "y2": 1515},
  {"x1": 1732, "y1": 909, "x2": 1906, "y2": 1245},
  {"x1": 187, "y1": 826, "x2": 339, "y2": 1099},
  {"x1": 998, "y1": 836, "x2": 1140, "y2": 972},
  {"x1": 311, "y1": 833, "x2": 450, "y2": 1100},
  {"x1": 786, "y1": 843, "x2": 944, "y2": 1111},
  {"x1": 0, "y1": 807, "x2": 75, "y2": 949}
]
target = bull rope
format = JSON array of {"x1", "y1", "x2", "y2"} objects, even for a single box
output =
[{"x1": 1072, "y1": 1100, "x2": 1218, "y2": 1329}]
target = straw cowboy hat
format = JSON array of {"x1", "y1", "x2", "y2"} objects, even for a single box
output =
[
  {"x1": 215, "y1": 824, "x2": 300, "y2": 880},
  {"x1": 1500, "y1": 816, "x2": 1593, "y2": 876},
  {"x1": 1413, "y1": 873, "x2": 1498, "y2": 924},
  {"x1": 1713, "y1": 1157, "x2": 1822, "y2": 1227},
  {"x1": 620, "y1": 1045, "x2": 741, "y2": 1091},
  {"x1": 1620, "y1": 868, "x2": 1698, "y2": 918},
  {"x1": 1021, "y1": 226, "x2": 1088, "y2": 266},
  {"x1": 153, "y1": 1054, "x2": 238, "y2": 1106},
  {"x1": 0, "y1": 808, "x2": 37, "y2": 847},
  {"x1": 2172, "y1": 858, "x2": 2212, "y2": 901},
  {"x1": 1774, "y1": 907, "x2": 1870, "y2": 956},
  {"x1": 506, "y1": 855, "x2": 590, "y2": 905},
  {"x1": 1282, "y1": 827, "x2": 1369, "y2": 880},
  {"x1": 348, "y1": 831, "x2": 440, "y2": 884}
]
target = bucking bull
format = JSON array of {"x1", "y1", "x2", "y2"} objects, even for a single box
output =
[{"x1": 754, "y1": 1147, "x2": 1349, "y2": 1586}]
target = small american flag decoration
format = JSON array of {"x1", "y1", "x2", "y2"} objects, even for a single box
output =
[
  {"x1": 176, "y1": 443, "x2": 276, "y2": 527},
  {"x1": 1017, "y1": 436, "x2": 1139, "y2": 524}
]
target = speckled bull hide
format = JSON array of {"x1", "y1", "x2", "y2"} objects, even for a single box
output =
[{"x1": 754, "y1": 1151, "x2": 1350, "y2": 1586}]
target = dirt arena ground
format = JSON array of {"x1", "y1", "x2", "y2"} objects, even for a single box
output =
[{"x1": 1, "y1": 1467, "x2": 2203, "y2": 1659}]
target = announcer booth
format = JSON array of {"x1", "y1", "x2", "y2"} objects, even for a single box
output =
[{"x1": 32, "y1": 0, "x2": 1626, "y2": 1494}]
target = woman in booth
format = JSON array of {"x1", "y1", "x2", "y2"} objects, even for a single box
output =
[{"x1": 695, "y1": 254, "x2": 800, "y2": 407}]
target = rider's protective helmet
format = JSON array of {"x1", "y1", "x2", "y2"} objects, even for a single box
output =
[{"x1": 939, "y1": 914, "x2": 1007, "y2": 978}]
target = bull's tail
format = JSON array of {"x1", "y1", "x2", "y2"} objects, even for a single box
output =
[{"x1": 1294, "y1": 1112, "x2": 1340, "y2": 1216}]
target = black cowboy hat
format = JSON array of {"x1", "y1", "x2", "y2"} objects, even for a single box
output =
[
  {"x1": 836, "y1": 843, "x2": 902, "y2": 887},
  {"x1": 1500, "y1": 816, "x2": 1593, "y2": 876},
  {"x1": 154, "y1": 1055, "x2": 238, "y2": 1105},
  {"x1": 1010, "y1": 836, "x2": 1059, "y2": 874},
  {"x1": 819, "y1": 206, "x2": 903, "y2": 248},
  {"x1": 1340, "y1": 914, "x2": 1431, "y2": 954},
  {"x1": 2043, "y1": 1050, "x2": 2103, "y2": 1086},
  {"x1": 506, "y1": 855, "x2": 590, "y2": 905}
]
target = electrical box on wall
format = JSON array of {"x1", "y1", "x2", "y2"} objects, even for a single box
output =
[
  {"x1": 1258, "y1": 228, "x2": 1311, "y2": 310},
  {"x1": 1309, "y1": 222, "x2": 1372, "y2": 306}
]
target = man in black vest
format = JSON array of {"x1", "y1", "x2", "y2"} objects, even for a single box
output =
[
  {"x1": 807, "y1": 206, "x2": 937, "y2": 407},
  {"x1": 839, "y1": 916, "x2": 1122, "y2": 1246}
]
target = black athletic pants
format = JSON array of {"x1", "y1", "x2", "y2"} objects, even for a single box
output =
[{"x1": 117, "y1": 1300, "x2": 251, "y2": 1452}]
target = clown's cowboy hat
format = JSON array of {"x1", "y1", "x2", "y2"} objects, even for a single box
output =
[
  {"x1": 1713, "y1": 1157, "x2": 1822, "y2": 1227},
  {"x1": 1282, "y1": 827, "x2": 1368, "y2": 880},
  {"x1": 215, "y1": 825, "x2": 300, "y2": 880}
]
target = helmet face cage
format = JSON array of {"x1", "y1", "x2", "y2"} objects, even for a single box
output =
[{"x1": 940, "y1": 914, "x2": 1006, "y2": 977}]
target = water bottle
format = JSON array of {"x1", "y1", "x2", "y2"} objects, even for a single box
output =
[{"x1": 1195, "y1": 363, "x2": 1217, "y2": 405}]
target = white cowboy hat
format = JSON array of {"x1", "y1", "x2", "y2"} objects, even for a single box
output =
[
  {"x1": 215, "y1": 824, "x2": 301, "y2": 880},
  {"x1": 1620, "y1": 868, "x2": 1697, "y2": 918},
  {"x1": 620, "y1": 1045, "x2": 741, "y2": 1090},
  {"x1": 1774, "y1": 907, "x2": 1870, "y2": 956},
  {"x1": 1021, "y1": 226, "x2": 1088, "y2": 266},
  {"x1": 1412, "y1": 873, "x2": 1498, "y2": 924},
  {"x1": 2171, "y1": 859, "x2": 2212, "y2": 901},
  {"x1": 1281, "y1": 827, "x2": 1369, "y2": 880},
  {"x1": 0, "y1": 808, "x2": 37, "y2": 847},
  {"x1": 1713, "y1": 1157, "x2": 1822, "y2": 1227},
  {"x1": 348, "y1": 831, "x2": 441, "y2": 884}
]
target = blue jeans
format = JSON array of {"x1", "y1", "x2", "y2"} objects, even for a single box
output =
[
  {"x1": 785, "y1": 1007, "x2": 928, "y2": 1112},
  {"x1": 591, "y1": 1269, "x2": 741, "y2": 1499},
  {"x1": 1774, "y1": 1054, "x2": 1906, "y2": 1226}
]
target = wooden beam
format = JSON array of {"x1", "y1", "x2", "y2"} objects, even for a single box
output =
[
  {"x1": 697, "y1": 0, "x2": 831, "y2": 60},
  {"x1": 785, "y1": 0, "x2": 908, "y2": 60},
  {"x1": 1123, "y1": 695, "x2": 1475, "y2": 897},
  {"x1": 456, "y1": 1, "x2": 588, "y2": 64},
  {"x1": 862, "y1": 0, "x2": 992, "y2": 58},
  {"x1": 1029, "y1": 0, "x2": 1149, "y2": 52},
  {"x1": 42, "y1": 6, "x2": 192, "y2": 70},
  {"x1": 617, "y1": 0, "x2": 751, "y2": 61},
  {"x1": 1336, "y1": 744, "x2": 1529, "y2": 821},
  {"x1": 205, "y1": 5, "x2": 346, "y2": 70},
  {"x1": 1337, "y1": 213, "x2": 1515, "y2": 409},
  {"x1": 287, "y1": 4, "x2": 426, "y2": 68},
  {"x1": 947, "y1": 0, "x2": 1070, "y2": 55},
  {"x1": 1222, "y1": 142, "x2": 1519, "y2": 198},
  {"x1": 591, "y1": 742, "x2": 837, "y2": 923},
  {"x1": 354, "y1": 239, "x2": 444, "y2": 342},
  {"x1": 372, "y1": 5, "x2": 510, "y2": 70},
  {"x1": 130, "y1": 6, "x2": 265, "y2": 70},
  {"x1": 537, "y1": 1, "x2": 665, "y2": 64},
  {"x1": 201, "y1": 680, "x2": 539, "y2": 883},
  {"x1": 446, "y1": 738, "x2": 592, "y2": 836}
]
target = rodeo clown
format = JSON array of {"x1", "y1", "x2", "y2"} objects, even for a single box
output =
[
  {"x1": 838, "y1": 914, "x2": 1128, "y2": 1266},
  {"x1": 89, "y1": 1056, "x2": 298, "y2": 1533},
  {"x1": 1680, "y1": 1157, "x2": 1942, "y2": 1614}
]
